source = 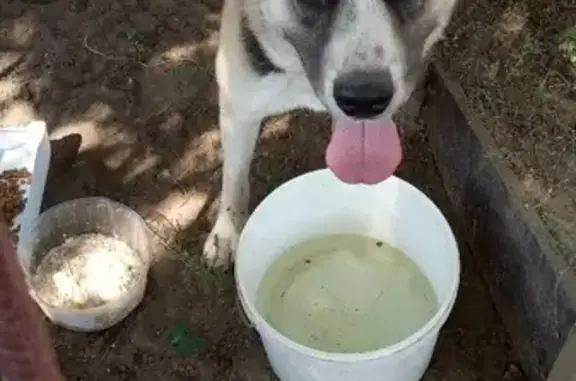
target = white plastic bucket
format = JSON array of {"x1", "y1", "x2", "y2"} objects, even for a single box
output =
[{"x1": 235, "y1": 169, "x2": 460, "y2": 381}]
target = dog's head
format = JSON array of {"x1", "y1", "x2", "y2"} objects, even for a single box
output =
[{"x1": 245, "y1": 0, "x2": 457, "y2": 120}]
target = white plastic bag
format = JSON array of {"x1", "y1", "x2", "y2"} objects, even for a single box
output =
[{"x1": 0, "y1": 121, "x2": 51, "y2": 248}]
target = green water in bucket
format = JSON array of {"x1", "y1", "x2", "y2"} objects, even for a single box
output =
[{"x1": 256, "y1": 234, "x2": 438, "y2": 353}]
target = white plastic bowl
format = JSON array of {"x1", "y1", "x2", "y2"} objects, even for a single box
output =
[
  {"x1": 236, "y1": 169, "x2": 460, "y2": 381},
  {"x1": 18, "y1": 197, "x2": 152, "y2": 332}
]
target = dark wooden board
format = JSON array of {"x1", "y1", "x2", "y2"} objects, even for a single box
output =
[
  {"x1": 546, "y1": 325, "x2": 576, "y2": 381},
  {"x1": 421, "y1": 62, "x2": 576, "y2": 381}
]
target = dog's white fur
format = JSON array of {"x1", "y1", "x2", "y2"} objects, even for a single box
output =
[{"x1": 203, "y1": 0, "x2": 458, "y2": 268}]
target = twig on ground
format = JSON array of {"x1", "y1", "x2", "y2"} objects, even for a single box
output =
[
  {"x1": 83, "y1": 33, "x2": 197, "y2": 68},
  {"x1": 83, "y1": 34, "x2": 128, "y2": 63}
]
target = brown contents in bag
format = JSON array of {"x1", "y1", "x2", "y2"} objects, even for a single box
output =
[{"x1": 0, "y1": 168, "x2": 32, "y2": 241}]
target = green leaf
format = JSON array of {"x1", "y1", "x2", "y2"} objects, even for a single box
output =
[{"x1": 166, "y1": 321, "x2": 205, "y2": 357}]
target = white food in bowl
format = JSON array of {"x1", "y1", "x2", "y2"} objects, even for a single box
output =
[{"x1": 30, "y1": 233, "x2": 145, "y2": 310}]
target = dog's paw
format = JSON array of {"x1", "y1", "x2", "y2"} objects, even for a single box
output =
[{"x1": 202, "y1": 215, "x2": 240, "y2": 270}]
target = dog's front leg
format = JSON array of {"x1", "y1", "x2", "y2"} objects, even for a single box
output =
[{"x1": 202, "y1": 95, "x2": 261, "y2": 269}]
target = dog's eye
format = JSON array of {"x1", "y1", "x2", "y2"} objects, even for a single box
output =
[
  {"x1": 293, "y1": 0, "x2": 339, "y2": 27},
  {"x1": 298, "y1": 0, "x2": 338, "y2": 9}
]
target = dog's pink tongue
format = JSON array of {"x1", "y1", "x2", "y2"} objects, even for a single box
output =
[{"x1": 326, "y1": 118, "x2": 402, "y2": 184}]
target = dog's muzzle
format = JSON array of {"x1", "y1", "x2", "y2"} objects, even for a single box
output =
[{"x1": 333, "y1": 70, "x2": 394, "y2": 119}]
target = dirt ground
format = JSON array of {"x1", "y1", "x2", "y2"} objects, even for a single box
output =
[
  {"x1": 437, "y1": 0, "x2": 576, "y2": 262},
  {"x1": 1, "y1": 0, "x2": 525, "y2": 380}
]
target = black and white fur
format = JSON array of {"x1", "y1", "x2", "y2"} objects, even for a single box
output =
[{"x1": 203, "y1": 0, "x2": 458, "y2": 268}]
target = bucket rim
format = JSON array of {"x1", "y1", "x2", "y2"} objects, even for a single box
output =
[{"x1": 235, "y1": 169, "x2": 461, "y2": 362}]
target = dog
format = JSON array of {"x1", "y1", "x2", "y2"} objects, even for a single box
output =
[{"x1": 202, "y1": 0, "x2": 458, "y2": 269}]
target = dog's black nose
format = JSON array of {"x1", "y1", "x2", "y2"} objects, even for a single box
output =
[{"x1": 333, "y1": 71, "x2": 394, "y2": 119}]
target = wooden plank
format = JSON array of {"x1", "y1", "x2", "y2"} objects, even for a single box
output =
[
  {"x1": 421, "y1": 62, "x2": 576, "y2": 381},
  {"x1": 547, "y1": 324, "x2": 576, "y2": 381}
]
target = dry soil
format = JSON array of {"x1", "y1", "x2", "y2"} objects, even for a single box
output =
[{"x1": 437, "y1": 0, "x2": 576, "y2": 263}]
